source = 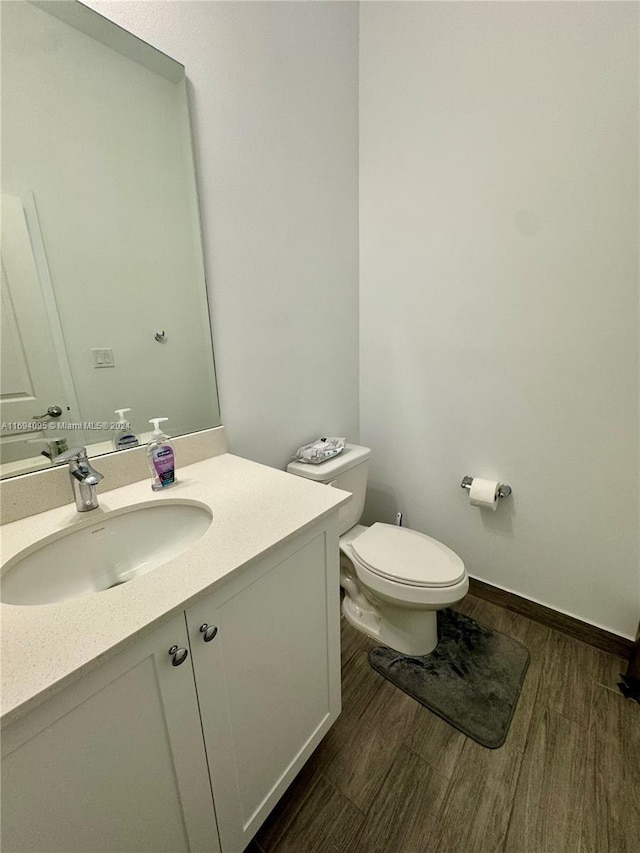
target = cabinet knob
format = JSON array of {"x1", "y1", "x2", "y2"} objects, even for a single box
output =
[
  {"x1": 168, "y1": 645, "x2": 189, "y2": 666},
  {"x1": 199, "y1": 623, "x2": 218, "y2": 643}
]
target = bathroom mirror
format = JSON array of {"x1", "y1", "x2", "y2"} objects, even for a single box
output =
[{"x1": 0, "y1": 0, "x2": 220, "y2": 479}]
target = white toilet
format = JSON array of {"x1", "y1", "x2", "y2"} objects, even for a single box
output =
[{"x1": 287, "y1": 443, "x2": 468, "y2": 656}]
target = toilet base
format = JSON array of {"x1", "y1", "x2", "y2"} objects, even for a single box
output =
[
  {"x1": 341, "y1": 592, "x2": 382, "y2": 645},
  {"x1": 342, "y1": 591, "x2": 438, "y2": 657}
]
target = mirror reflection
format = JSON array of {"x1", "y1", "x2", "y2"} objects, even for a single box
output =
[{"x1": 1, "y1": 0, "x2": 220, "y2": 479}]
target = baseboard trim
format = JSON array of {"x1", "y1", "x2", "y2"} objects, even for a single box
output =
[{"x1": 468, "y1": 577, "x2": 634, "y2": 660}]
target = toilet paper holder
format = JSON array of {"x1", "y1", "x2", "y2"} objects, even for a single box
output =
[{"x1": 460, "y1": 475, "x2": 512, "y2": 499}]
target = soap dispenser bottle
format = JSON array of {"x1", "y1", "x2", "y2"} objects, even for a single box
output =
[
  {"x1": 146, "y1": 417, "x2": 176, "y2": 490},
  {"x1": 113, "y1": 408, "x2": 140, "y2": 451}
]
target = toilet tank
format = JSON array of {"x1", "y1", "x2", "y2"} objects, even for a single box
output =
[{"x1": 287, "y1": 444, "x2": 371, "y2": 535}]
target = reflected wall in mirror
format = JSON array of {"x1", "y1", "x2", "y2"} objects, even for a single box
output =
[{"x1": 1, "y1": 0, "x2": 220, "y2": 479}]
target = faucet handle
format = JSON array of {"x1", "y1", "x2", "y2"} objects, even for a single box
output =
[
  {"x1": 55, "y1": 447, "x2": 104, "y2": 485},
  {"x1": 54, "y1": 447, "x2": 89, "y2": 466}
]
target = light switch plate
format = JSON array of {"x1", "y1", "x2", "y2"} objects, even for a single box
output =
[{"x1": 92, "y1": 347, "x2": 115, "y2": 368}]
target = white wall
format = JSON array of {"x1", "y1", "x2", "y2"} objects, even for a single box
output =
[
  {"x1": 83, "y1": 2, "x2": 637, "y2": 638},
  {"x1": 87, "y1": 0, "x2": 360, "y2": 470},
  {"x1": 360, "y1": 1, "x2": 639, "y2": 638}
]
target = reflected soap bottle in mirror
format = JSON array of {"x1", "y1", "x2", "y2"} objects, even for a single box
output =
[
  {"x1": 112, "y1": 409, "x2": 140, "y2": 451},
  {"x1": 147, "y1": 418, "x2": 176, "y2": 491}
]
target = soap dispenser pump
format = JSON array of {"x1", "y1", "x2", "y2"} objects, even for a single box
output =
[
  {"x1": 113, "y1": 408, "x2": 139, "y2": 451},
  {"x1": 146, "y1": 417, "x2": 176, "y2": 490}
]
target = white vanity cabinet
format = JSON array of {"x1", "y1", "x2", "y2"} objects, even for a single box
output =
[
  {"x1": 1, "y1": 518, "x2": 341, "y2": 853},
  {"x1": 186, "y1": 523, "x2": 342, "y2": 853},
  {"x1": 0, "y1": 611, "x2": 220, "y2": 853}
]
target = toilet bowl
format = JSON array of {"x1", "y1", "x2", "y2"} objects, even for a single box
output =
[
  {"x1": 339, "y1": 522, "x2": 468, "y2": 655},
  {"x1": 287, "y1": 444, "x2": 468, "y2": 656}
]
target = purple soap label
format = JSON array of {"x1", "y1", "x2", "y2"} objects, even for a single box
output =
[{"x1": 153, "y1": 446, "x2": 175, "y2": 487}]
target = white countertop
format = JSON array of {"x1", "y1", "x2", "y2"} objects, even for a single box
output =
[{"x1": 0, "y1": 453, "x2": 350, "y2": 726}]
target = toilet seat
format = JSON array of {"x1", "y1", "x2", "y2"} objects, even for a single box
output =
[{"x1": 350, "y1": 523, "x2": 465, "y2": 588}]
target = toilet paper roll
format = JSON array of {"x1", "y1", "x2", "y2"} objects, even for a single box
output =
[{"x1": 469, "y1": 478, "x2": 499, "y2": 511}]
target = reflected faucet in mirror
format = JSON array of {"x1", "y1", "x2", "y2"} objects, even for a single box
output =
[
  {"x1": 26, "y1": 437, "x2": 69, "y2": 461},
  {"x1": 0, "y1": 0, "x2": 221, "y2": 480}
]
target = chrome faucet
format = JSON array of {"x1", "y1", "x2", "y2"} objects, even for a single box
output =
[{"x1": 55, "y1": 447, "x2": 104, "y2": 512}]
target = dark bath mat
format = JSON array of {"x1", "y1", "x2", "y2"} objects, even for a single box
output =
[{"x1": 368, "y1": 608, "x2": 530, "y2": 749}]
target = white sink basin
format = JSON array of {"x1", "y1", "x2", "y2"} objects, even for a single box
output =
[{"x1": 1, "y1": 501, "x2": 212, "y2": 606}]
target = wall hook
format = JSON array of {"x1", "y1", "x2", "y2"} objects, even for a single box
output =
[{"x1": 154, "y1": 330, "x2": 166, "y2": 343}]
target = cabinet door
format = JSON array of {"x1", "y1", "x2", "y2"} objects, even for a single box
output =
[
  {"x1": 187, "y1": 525, "x2": 341, "y2": 853},
  {"x1": 1, "y1": 612, "x2": 220, "y2": 853}
]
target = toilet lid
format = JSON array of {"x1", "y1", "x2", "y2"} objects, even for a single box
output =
[{"x1": 351, "y1": 523, "x2": 465, "y2": 587}]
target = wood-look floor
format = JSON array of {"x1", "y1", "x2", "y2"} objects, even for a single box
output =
[{"x1": 249, "y1": 594, "x2": 640, "y2": 853}]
